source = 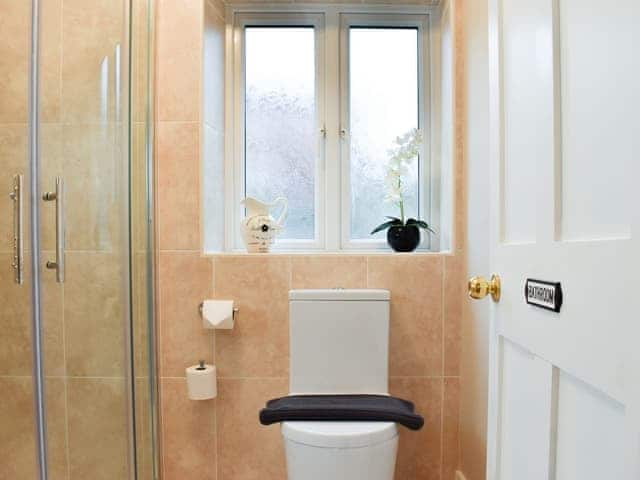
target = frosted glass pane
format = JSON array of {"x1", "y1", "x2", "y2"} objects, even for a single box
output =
[
  {"x1": 245, "y1": 27, "x2": 316, "y2": 240},
  {"x1": 349, "y1": 28, "x2": 420, "y2": 240}
]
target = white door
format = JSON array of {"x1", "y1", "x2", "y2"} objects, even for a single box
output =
[{"x1": 477, "y1": 0, "x2": 640, "y2": 478}]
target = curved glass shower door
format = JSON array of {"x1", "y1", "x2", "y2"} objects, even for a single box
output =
[
  {"x1": 0, "y1": 2, "x2": 39, "y2": 478},
  {"x1": 0, "y1": 1, "x2": 156, "y2": 479}
]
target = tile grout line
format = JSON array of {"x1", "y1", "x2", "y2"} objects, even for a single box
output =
[
  {"x1": 211, "y1": 256, "x2": 217, "y2": 365},
  {"x1": 442, "y1": 256, "x2": 447, "y2": 376},
  {"x1": 440, "y1": 376, "x2": 445, "y2": 480},
  {"x1": 441, "y1": 256, "x2": 446, "y2": 480}
]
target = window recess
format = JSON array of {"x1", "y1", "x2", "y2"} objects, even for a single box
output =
[{"x1": 205, "y1": 5, "x2": 452, "y2": 253}]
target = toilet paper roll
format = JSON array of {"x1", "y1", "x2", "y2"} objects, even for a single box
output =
[
  {"x1": 186, "y1": 364, "x2": 217, "y2": 400},
  {"x1": 201, "y1": 300, "x2": 234, "y2": 330}
]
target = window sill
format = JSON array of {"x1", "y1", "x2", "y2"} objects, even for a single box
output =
[{"x1": 201, "y1": 249, "x2": 451, "y2": 257}]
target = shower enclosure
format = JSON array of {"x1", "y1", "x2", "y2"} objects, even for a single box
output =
[{"x1": 0, "y1": 0, "x2": 157, "y2": 479}]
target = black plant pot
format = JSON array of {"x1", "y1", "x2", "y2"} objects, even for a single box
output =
[{"x1": 387, "y1": 225, "x2": 420, "y2": 252}]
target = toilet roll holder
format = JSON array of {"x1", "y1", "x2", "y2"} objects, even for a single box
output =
[{"x1": 198, "y1": 302, "x2": 239, "y2": 320}]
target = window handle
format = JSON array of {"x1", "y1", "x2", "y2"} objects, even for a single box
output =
[
  {"x1": 42, "y1": 177, "x2": 65, "y2": 283},
  {"x1": 320, "y1": 125, "x2": 327, "y2": 138},
  {"x1": 340, "y1": 128, "x2": 348, "y2": 139}
]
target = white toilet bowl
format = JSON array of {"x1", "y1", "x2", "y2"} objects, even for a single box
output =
[{"x1": 282, "y1": 421, "x2": 398, "y2": 480}]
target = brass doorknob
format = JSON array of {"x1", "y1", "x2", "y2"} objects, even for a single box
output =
[{"x1": 468, "y1": 274, "x2": 501, "y2": 302}]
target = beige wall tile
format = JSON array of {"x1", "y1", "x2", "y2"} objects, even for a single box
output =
[
  {"x1": 0, "y1": 256, "x2": 32, "y2": 376},
  {"x1": 40, "y1": 0, "x2": 63, "y2": 123},
  {"x1": 157, "y1": 121, "x2": 201, "y2": 250},
  {"x1": 157, "y1": 0, "x2": 203, "y2": 122},
  {"x1": 133, "y1": 251, "x2": 152, "y2": 379},
  {"x1": 443, "y1": 377, "x2": 460, "y2": 480},
  {"x1": 132, "y1": 0, "x2": 151, "y2": 124},
  {"x1": 61, "y1": 0, "x2": 125, "y2": 123},
  {"x1": 217, "y1": 378, "x2": 288, "y2": 480},
  {"x1": 0, "y1": 124, "x2": 29, "y2": 253},
  {"x1": 0, "y1": 0, "x2": 30, "y2": 123},
  {"x1": 61, "y1": 123, "x2": 123, "y2": 252},
  {"x1": 0, "y1": 254, "x2": 64, "y2": 377},
  {"x1": 45, "y1": 378, "x2": 70, "y2": 480},
  {"x1": 0, "y1": 0, "x2": 61, "y2": 123},
  {"x1": 0, "y1": 377, "x2": 37, "y2": 479},
  {"x1": 0, "y1": 377, "x2": 68, "y2": 480},
  {"x1": 291, "y1": 255, "x2": 367, "y2": 289},
  {"x1": 41, "y1": 253, "x2": 65, "y2": 377},
  {"x1": 0, "y1": 123, "x2": 62, "y2": 252},
  {"x1": 214, "y1": 256, "x2": 290, "y2": 378},
  {"x1": 368, "y1": 256, "x2": 444, "y2": 377},
  {"x1": 161, "y1": 377, "x2": 216, "y2": 480},
  {"x1": 40, "y1": 123, "x2": 64, "y2": 251},
  {"x1": 444, "y1": 254, "x2": 463, "y2": 376},
  {"x1": 67, "y1": 377, "x2": 128, "y2": 480},
  {"x1": 159, "y1": 252, "x2": 214, "y2": 377},
  {"x1": 390, "y1": 377, "x2": 443, "y2": 480},
  {"x1": 64, "y1": 252, "x2": 126, "y2": 377},
  {"x1": 135, "y1": 377, "x2": 154, "y2": 480}
]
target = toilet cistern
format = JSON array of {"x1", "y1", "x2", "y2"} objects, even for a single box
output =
[{"x1": 259, "y1": 289, "x2": 425, "y2": 480}]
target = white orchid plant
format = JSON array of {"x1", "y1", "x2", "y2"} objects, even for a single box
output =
[{"x1": 371, "y1": 128, "x2": 436, "y2": 236}]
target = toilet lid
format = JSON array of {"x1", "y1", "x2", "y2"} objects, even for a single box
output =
[{"x1": 281, "y1": 421, "x2": 398, "y2": 448}]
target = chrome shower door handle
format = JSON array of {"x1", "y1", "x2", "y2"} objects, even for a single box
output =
[
  {"x1": 9, "y1": 174, "x2": 24, "y2": 284},
  {"x1": 43, "y1": 177, "x2": 65, "y2": 283}
]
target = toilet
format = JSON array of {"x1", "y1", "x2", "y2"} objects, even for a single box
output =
[{"x1": 283, "y1": 289, "x2": 398, "y2": 480}]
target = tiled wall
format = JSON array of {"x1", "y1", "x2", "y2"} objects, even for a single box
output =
[
  {"x1": 0, "y1": 1, "x2": 134, "y2": 478},
  {"x1": 156, "y1": 0, "x2": 464, "y2": 479}
]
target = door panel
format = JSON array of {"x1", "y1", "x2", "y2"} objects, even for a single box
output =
[
  {"x1": 497, "y1": 340, "x2": 553, "y2": 479},
  {"x1": 557, "y1": 0, "x2": 637, "y2": 241},
  {"x1": 487, "y1": 0, "x2": 639, "y2": 477},
  {"x1": 555, "y1": 371, "x2": 627, "y2": 479},
  {"x1": 500, "y1": 0, "x2": 554, "y2": 245},
  {"x1": 0, "y1": 1, "x2": 38, "y2": 477},
  {"x1": 38, "y1": 0, "x2": 132, "y2": 478},
  {"x1": 558, "y1": 0, "x2": 634, "y2": 242}
]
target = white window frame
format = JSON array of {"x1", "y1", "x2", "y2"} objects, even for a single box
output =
[
  {"x1": 229, "y1": 12, "x2": 326, "y2": 250},
  {"x1": 225, "y1": 4, "x2": 440, "y2": 253}
]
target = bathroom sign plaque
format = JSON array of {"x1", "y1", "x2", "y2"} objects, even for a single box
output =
[{"x1": 525, "y1": 279, "x2": 563, "y2": 313}]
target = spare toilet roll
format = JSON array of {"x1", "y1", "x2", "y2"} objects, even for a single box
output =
[{"x1": 186, "y1": 363, "x2": 217, "y2": 400}]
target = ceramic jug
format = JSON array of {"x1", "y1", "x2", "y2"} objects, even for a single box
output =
[{"x1": 240, "y1": 197, "x2": 288, "y2": 253}]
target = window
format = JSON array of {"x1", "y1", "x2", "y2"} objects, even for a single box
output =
[
  {"x1": 345, "y1": 25, "x2": 422, "y2": 244},
  {"x1": 244, "y1": 27, "x2": 318, "y2": 240},
  {"x1": 225, "y1": 9, "x2": 439, "y2": 252}
]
